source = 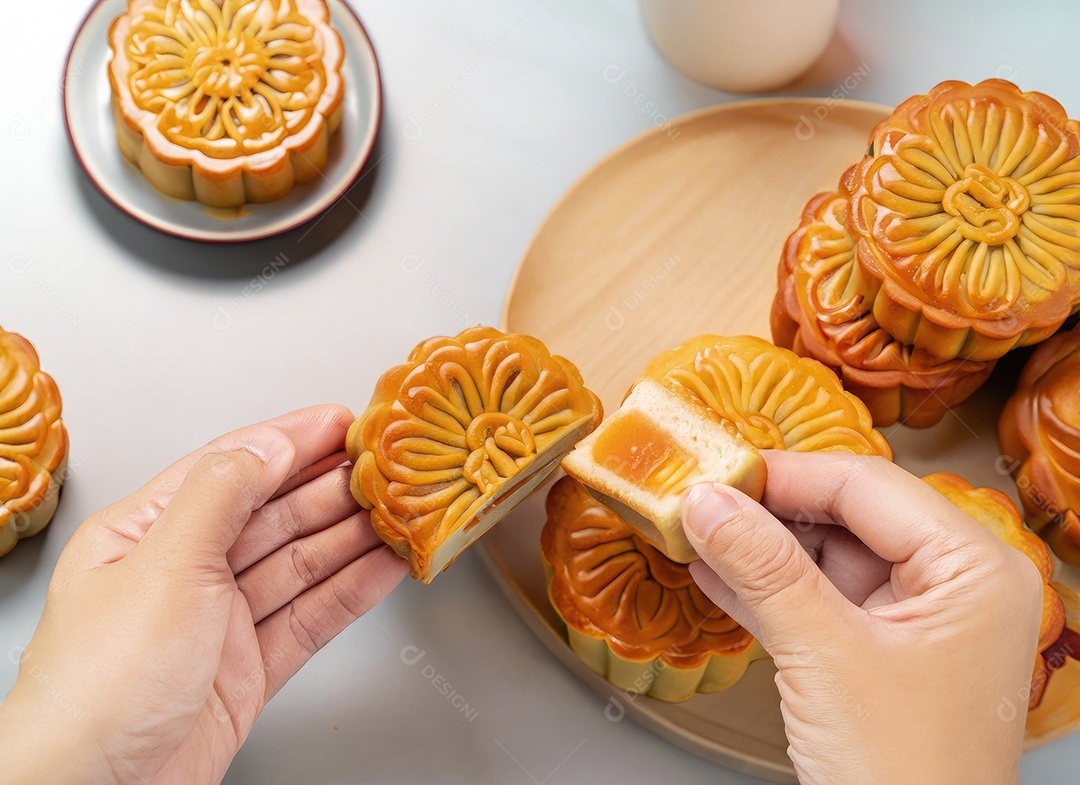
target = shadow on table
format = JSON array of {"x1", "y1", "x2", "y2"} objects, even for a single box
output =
[{"x1": 70, "y1": 139, "x2": 385, "y2": 282}]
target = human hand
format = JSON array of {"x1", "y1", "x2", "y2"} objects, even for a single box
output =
[
  {"x1": 682, "y1": 451, "x2": 1043, "y2": 785},
  {"x1": 0, "y1": 405, "x2": 406, "y2": 785}
]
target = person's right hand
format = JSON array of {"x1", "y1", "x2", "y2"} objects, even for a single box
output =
[{"x1": 682, "y1": 451, "x2": 1044, "y2": 785}]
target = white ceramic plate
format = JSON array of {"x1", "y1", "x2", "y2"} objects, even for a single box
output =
[{"x1": 63, "y1": 0, "x2": 381, "y2": 243}]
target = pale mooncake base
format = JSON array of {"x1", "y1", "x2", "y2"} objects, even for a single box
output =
[{"x1": 565, "y1": 626, "x2": 766, "y2": 703}]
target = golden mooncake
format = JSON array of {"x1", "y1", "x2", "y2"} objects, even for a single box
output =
[
  {"x1": 998, "y1": 324, "x2": 1080, "y2": 565},
  {"x1": 348, "y1": 326, "x2": 602, "y2": 583},
  {"x1": 108, "y1": 0, "x2": 345, "y2": 208},
  {"x1": 849, "y1": 79, "x2": 1080, "y2": 362},
  {"x1": 643, "y1": 334, "x2": 892, "y2": 458},
  {"x1": 1027, "y1": 582, "x2": 1080, "y2": 746},
  {"x1": 921, "y1": 472, "x2": 1065, "y2": 712},
  {"x1": 0, "y1": 328, "x2": 68, "y2": 557},
  {"x1": 541, "y1": 476, "x2": 765, "y2": 702},
  {"x1": 561, "y1": 377, "x2": 766, "y2": 563},
  {"x1": 773, "y1": 181, "x2": 995, "y2": 428}
]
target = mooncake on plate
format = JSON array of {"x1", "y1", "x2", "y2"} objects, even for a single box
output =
[
  {"x1": 773, "y1": 178, "x2": 995, "y2": 427},
  {"x1": 643, "y1": 334, "x2": 892, "y2": 457},
  {"x1": 108, "y1": 0, "x2": 345, "y2": 207},
  {"x1": 541, "y1": 476, "x2": 764, "y2": 702},
  {"x1": 348, "y1": 326, "x2": 602, "y2": 583},
  {"x1": 849, "y1": 79, "x2": 1080, "y2": 362},
  {"x1": 998, "y1": 325, "x2": 1080, "y2": 564}
]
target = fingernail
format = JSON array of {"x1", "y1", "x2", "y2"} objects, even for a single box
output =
[
  {"x1": 683, "y1": 486, "x2": 739, "y2": 539},
  {"x1": 243, "y1": 427, "x2": 293, "y2": 476}
]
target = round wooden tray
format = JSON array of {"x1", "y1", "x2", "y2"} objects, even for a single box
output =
[{"x1": 478, "y1": 98, "x2": 1080, "y2": 782}]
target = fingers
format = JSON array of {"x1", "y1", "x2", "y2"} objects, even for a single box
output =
[
  {"x1": 682, "y1": 484, "x2": 854, "y2": 650},
  {"x1": 759, "y1": 450, "x2": 993, "y2": 563},
  {"x1": 256, "y1": 546, "x2": 407, "y2": 701},
  {"x1": 97, "y1": 405, "x2": 356, "y2": 539},
  {"x1": 228, "y1": 465, "x2": 359, "y2": 573},
  {"x1": 268, "y1": 450, "x2": 349, "y2": 503},
  {"x1": 236, "y1": 511, "x2": 385, "y2": 623},
  {"x1": 137, "y1": 430, "x2": 294, "y2": 572},
  {"x1": 686, "y1": 564, "x2": 758, "y2": 639},
  {"x1": 789, "y1": 522, "x2": 892, "y2": 607}
]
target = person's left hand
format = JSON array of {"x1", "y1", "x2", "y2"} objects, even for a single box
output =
[{"x1": 0, "y1": 405, "x2": 406, "y2": 785}]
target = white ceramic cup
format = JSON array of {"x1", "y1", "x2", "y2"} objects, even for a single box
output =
[{"x1": 640, "y1": 0, "x2": 841, "y2": 93}]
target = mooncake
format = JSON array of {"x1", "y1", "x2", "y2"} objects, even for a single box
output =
[
  {"x1": 347, "y1": 326, "x2": 602, "y2": 583},
  {"x1": 561, "y1": 377, "x2": 765, "y2": 563},
  {"x1": 998, "y1": 324, "x2": 1080, "y2": 564},
  {"x1": 643, "y1": 335, "x2": 892, "y2": 457},
  {"x1": 0, "y1": 328, "x2": 68, "y2": 557},
  {"x1": 541, "y1": 476, "x2": 765, "y2": 702},
  {"x1": 849, "y1": 79, "x2": 1080, "y2": 362},
  {"x1": 773, "y1": 180, "x2": 996, "y2": 427},
  {"x1": 108, "y1": 0, "x2": 345, "y2": 207}
]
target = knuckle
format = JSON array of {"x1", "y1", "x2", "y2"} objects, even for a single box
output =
[
  {"x1": 834, "y1": 454, "x2": 892, "y2": 493},
  {"x1": 286, "y1": 604, "x2": 321, "y2": 656},
  {"x1": 288, "y1": 540, "x2": 321, "y2": 587},
  {"x1": 329, "y1": 574, "x2": 375, "y2": 620},
  {"x1": 281, "y1": 491, "x2": 307, "y2": 539},
  {"x1": 195, "y1": 451, "x2": 247, "y2": 483}
]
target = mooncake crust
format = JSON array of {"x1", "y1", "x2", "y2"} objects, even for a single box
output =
[
  {"x1": 541, "y1": 476, "x2": 763, "y2": 700},
  {"x1": 998, "y1": 325, "x2": 1080, "y2": 565},
  {"x1": 773, "y1": 181, "x2": 995, "y2": 427},
  {"x1": 108, "y1": 0, "x2": 345, "y2": 207},
  {"x1": 849, "y1": 79, "x2": 1080, "y2": 362},
  {"x1": 643, "y1": 334, "x2": 892, "y2": 458},
  {"x1": 1026, "y1": 582, "x2": 1080, "y2": 746},
  {"x1": 348, "y1": 326, "x2": 602, "y2": 582},
  {"x1": 0, "y1": 328, "x2": 69, "y2": 557}
]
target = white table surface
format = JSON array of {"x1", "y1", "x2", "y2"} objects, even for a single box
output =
[{"x1": 3, "y1": 1, "x2": 1078, "y2": 782}]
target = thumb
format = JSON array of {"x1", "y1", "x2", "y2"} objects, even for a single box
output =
[
  {"x1": 138, "y1": 426, "x2": 295, "y2": 573},
  {"x1": 682, "y1": 484, "x2": 852, "y2": 651}
]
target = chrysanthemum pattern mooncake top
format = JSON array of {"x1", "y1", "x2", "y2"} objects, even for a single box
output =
[
  {"x1": 108, "y1": 0, "x2": 345, "y2": 206},
  {"x1": 851, "y1": 80, "x2": 1080, "y2": 337},
  {"x1": 0, "y1": 328, "x2": 68, "y2": 556},
  {"x1": 643, "y1": 335, "x2": 892, "y2": 457},
  {"x1": 348, "y1": 327, "x2": 602, "y2": 579},
  {"x1": 541, "y1": 476, "x2": 753, "y2": 668},
  {"x1": 783, "y1": 184, "x2": 991, "y2": 381},
  {"x1": 115, "y1": 0, "x2": 341, "y2": 159},
  {"x1": 772, "y1": 176, "x2": 998, "y2": 427}
]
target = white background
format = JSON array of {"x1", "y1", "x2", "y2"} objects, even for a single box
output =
[{"x1": 2, "y1": 1, "x2": 1077, "y2": 782}]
